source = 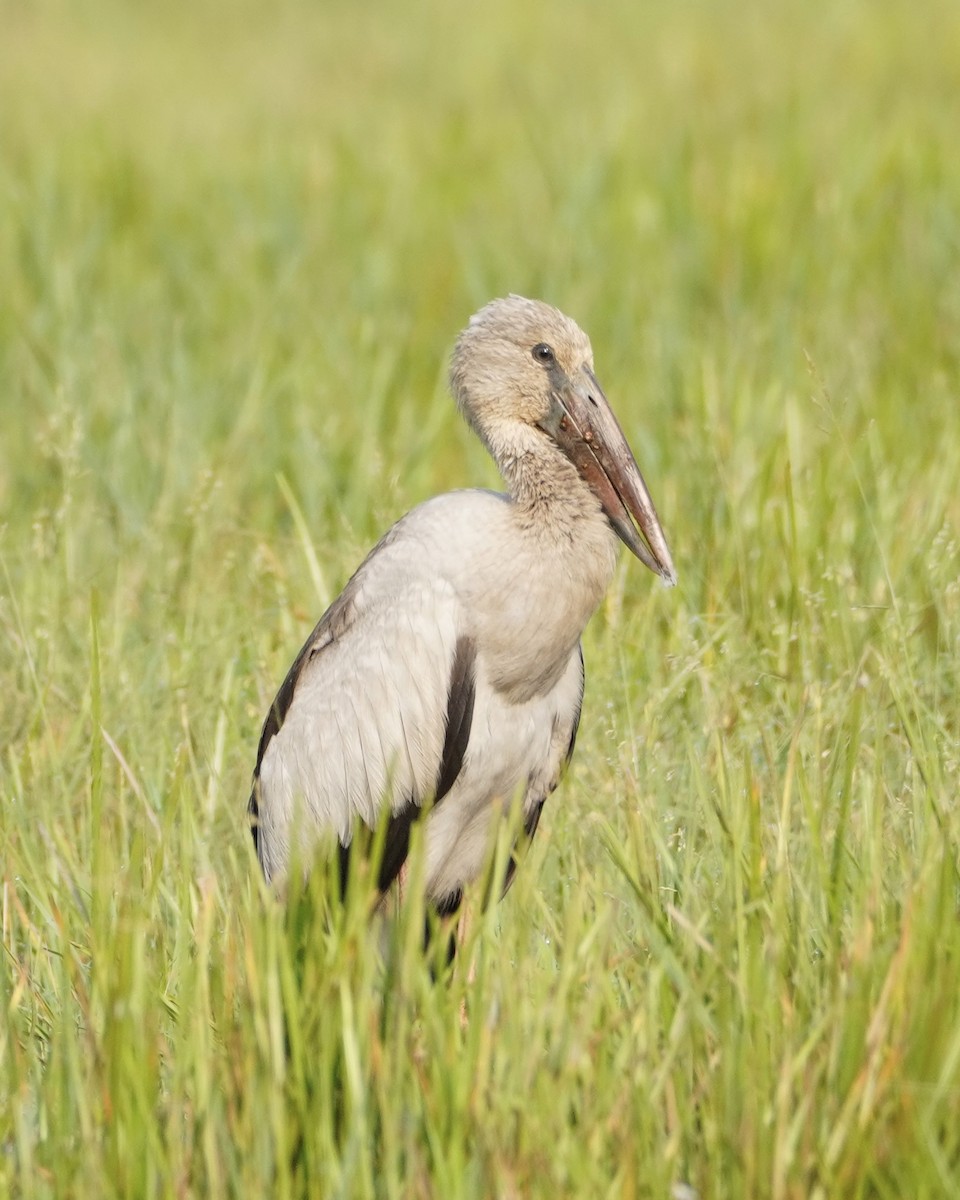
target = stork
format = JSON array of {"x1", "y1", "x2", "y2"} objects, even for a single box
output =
[{"x1": 248, "y1": 296, "x2": 675, "y2": 928}]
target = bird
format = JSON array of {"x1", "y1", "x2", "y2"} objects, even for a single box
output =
[{"x1": 248, "y1": 295, "x2": 675, "y2": 927}]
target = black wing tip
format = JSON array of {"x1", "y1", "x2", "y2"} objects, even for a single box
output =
[
  {"x1": 435, "y1": 635, "x2": 477, "y2": 803},
  {"x1": 434, "y1": 887, "x2": 464, "y2": 919},
  {"x1": 565, "y1": 645, "x2": 585, "y2": 766},
  {"x1": 336, "y1": 800, "x2": 422, "y2": 900},
  {"x1": 248, "y1": 783, "x2": 262, "y2": 855}
]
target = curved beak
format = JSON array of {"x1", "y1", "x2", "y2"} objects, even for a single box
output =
[{"x1": 538, "y1": 367, "x2": 677, "y2": 585}]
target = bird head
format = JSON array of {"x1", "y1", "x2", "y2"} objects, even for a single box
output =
[{"x1": 450, "y1": 295, "x2": 677, "y2": 585}]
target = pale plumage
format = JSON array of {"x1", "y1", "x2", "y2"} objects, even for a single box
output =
[{"x1": 249, "y1": 296, "x2": 675, "y2": 919}]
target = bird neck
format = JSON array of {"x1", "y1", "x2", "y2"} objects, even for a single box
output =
[
  {"x1": 496, "y1": 431, "x2": 607, "y2": 539},
  {"x1": 476, "y1": 433, "x2": 620, "y2": 701}
]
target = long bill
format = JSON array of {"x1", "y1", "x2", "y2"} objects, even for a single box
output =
[{"x1": 539, "y1": 368, "x2": 677, "y2": 586}]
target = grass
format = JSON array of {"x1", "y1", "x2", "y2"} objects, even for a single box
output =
[{"x1": 2, "y1": 0, "x2": 959, "y2": 1195}]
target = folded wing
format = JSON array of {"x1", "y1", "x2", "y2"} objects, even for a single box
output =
[{"x1": 249, "y1": 568, "x2": 473, "y2": 890}]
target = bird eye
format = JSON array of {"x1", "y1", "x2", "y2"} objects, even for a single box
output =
[{"x1": 532, "y1": 343, "x2": 556, "y2": 366}]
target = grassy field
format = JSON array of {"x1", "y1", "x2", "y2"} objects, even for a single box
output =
[{"x1": 2, "y1": 0, "x2": 960, "y2": 1195}]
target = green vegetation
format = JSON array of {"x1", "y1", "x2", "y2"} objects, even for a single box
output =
[{"x1": 2, "y1": 0, "x2": 959, "y2": 1195}]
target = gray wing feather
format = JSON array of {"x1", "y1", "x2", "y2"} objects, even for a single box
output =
[
  {"x1": 338, "y1": 635, "x2": 476, "y2": 897},
  {"x1": 250, "y1": 562, "x2": 468, "y2": 886},
  {"x1": 248, "y1": 589, "x2": 355, "y2": 864}
]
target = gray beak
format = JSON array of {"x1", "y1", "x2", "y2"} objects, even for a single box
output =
[{"x1": 538, "y1": 367, "x2": 677, "y2": 585}]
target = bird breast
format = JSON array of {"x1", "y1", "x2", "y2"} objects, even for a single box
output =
[{"x1": 406, "y1": 488, "x2": 619, "y2": 704}]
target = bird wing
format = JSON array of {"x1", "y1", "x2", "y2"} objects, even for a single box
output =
[
  {"x1": 249, "y1": 554, "x2": 476, "y2": 888},
  {"x1": 423, "y1": 638, "x2": 585, "y2": 910}
]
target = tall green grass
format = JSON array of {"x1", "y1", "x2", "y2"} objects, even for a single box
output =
[{"x1": 2, "y1": 0, "x2": 959, "y2": 1195}]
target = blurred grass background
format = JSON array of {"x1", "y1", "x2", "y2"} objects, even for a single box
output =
[{"x1": 2, "y1": 0, "x2": 959, "y2": 1196}]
